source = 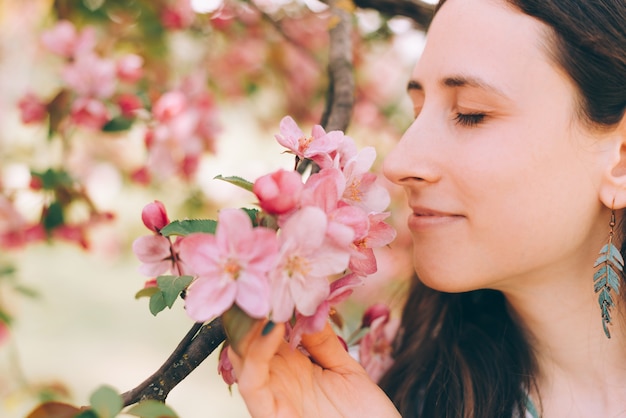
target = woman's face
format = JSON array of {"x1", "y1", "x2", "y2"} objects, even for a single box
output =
[{"x1": 383, "y1": 0, "x2": 612, "y2": 293}]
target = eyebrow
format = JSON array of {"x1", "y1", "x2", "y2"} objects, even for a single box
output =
[{"x1": 407, "y1": 75, "x2": 509, "y2": 99}]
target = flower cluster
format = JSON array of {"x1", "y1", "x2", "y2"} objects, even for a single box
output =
[
  {"x1": 17, "y1": 18, "x2": 220, "y2": 183},
  {"x1": 133, "y1": 116, "x2": 396, "y2": 351}
]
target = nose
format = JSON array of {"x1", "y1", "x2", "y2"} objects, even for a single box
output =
[{"x1": 382, "y1": 114, "x2": 442, "y2": 187}]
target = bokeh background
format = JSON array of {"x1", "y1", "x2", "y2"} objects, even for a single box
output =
[{"x1": 0, "y1": 0, "x2": 432, "y2": 416}]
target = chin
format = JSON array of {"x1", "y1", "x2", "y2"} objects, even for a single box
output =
[{"x1": 413, "y1": 262, "x2": 483, "y2": 294}]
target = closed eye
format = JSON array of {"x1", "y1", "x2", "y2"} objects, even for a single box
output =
[{"x1": 453, "y1": 112, "x2": 486, "y2": 127}]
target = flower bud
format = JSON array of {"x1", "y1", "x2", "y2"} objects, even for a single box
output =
[
  {"x1": 141, "y1": 200, "x2": 169, "y2": 232},
  {"x1": 360, "y1": 303, "x2": 390, "y2": 328},
  {"x1": 253, "y1": 169, "x2": 303, "y2": 215}
]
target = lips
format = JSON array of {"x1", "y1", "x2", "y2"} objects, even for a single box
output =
[
  {"x1": 407, "y1": 205, "x2": 464, "y2": 229},
  {"x1": 411, "y1": 206, "x2": 462, "y2": 217}
]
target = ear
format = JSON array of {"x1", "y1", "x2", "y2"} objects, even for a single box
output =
[{"x1": 599, "y1": 115, "x2": 626, "y2": 209}]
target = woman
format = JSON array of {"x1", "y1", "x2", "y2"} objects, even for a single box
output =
[{"x1": 227, "y1": 0, "x2": 626, "y2": 416}]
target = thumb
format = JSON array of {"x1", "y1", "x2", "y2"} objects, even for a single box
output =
[{"x1": 300, "y1": 322, "x2": 364, "y2": 373}]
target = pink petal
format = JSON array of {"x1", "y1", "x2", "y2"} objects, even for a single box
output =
[
  {"x1": 290, "y1": 275, "x2": 329, "y2": 317},
  {"x1": 270, "y1": 274, "x2": 296, "y2": 323},
  {"x1": 185, "y1": 277, "x2": 236, "y2": 322},
  {"x1": 236, "y1": 271, "x2": 271, "y2": 318},
  {"x1": 132, "y1": 235, "x2": 171, "y2": 262},
  {"x1": 178, "y1": 233, "x2": 221, "y2": 276}
]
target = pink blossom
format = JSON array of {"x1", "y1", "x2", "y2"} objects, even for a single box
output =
[
  {"x1": 18, "y1": 93, "x2": 47, "y2": 124},
  {"x1": 161, "y1": 0, "x2": 195, "y2": 29},
  {"x1": 299, "y1": 168, "x2": 364, "y2": 250},
  {"x1": 270, "y1": 206, "x2": 351, "y2": 323},
  {"x1": 152, "y1": 91, "x2": 187, "y2": 122},
  {"x1": 62, "y1": 53, "x2": 117, "y2": 99},
  {"x1": 340, "y1": 147, "x2": 390, "y2": 212},
  {"x1": 349, "y1": 212, "x2": 397, "y2": 277},
  {"x1": 40, "y1": 20, "x2": 96, "y2": 58},
  {"x1": 275, "y1": 116, "x2": 343, "y2": 168},
  {"x1": 70, "y1": 97, "x2": 110, "y2": 130},
  {"x1": 132, "y1": 234, "x2": 184, "y2": 277},
  {"x1": 218, "y1": 344, "x2": 237, "y2": 385},
  {"x1": 253, "y1": 169, "x2": 303, "y2": 215},
  {"x1": 116, "y1": 54, "x2": 144, "y2": 83},
  {"x1": 180, "y1": 208, "x2": 279, "y2": 321},
  {"x1": 290, "y1": 273, "x2": 363, "y2": 347},
  {"x1": 141, "y1": 200, "x2": 170, "y2": 233},
  {"x1": 359, "y1": 314, "x2": 399, "y2": 383}
]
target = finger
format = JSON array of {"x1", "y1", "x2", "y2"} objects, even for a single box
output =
[
  {"x1": 300, "y1": 322, "x2": 363, "y2": 373},
  {"x1": 228, "y1": 322, "x2": 289, "y2": 417}
]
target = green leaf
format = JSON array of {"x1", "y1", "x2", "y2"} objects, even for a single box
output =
[
  {"x1": 135, "y1": 286, "x2": 160, "y2": 300},
  {"x1": 102, "y1": 116, "x2": 134, "y2": 132},
  {"x1": 43, "y1": 202, "x2": 65, "y2": 231},
  {"x1": 156, "y1": 275, "x2": 193, "y2": 308},
  {"x1": 241, "y1": 208, "x2": 260, "y2": 227},
  {"x1": 75, "y1": 410, "x2": 99, "y2": 418},
  {"x1": 159, "y1": 219, "x2": 217, "y2": 237},
  {"x1": 125, "y1": 400, "x2": 179, "y2": 418},
  {"x1": 89, "y1": 385, "x2": 122, "y2": 418},
  {"x1": 214, "y1": 175, "x2": 254, "y2": 192},
  {"x1": 149, "y1": 291, "x2": 167, "y2": 316},
  {"x1": 31, "y1": 169, "x2": 73, "y2": 190}
]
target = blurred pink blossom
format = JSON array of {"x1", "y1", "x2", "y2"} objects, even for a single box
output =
[
  {"x1": 40, "y1": 20, "x2": 96, "y2": 58},
  {"x1": 0, "y1": 196, "x2": 45, "y2": 249},
  {"x1": 161, "y1": 0, "x2": 195, "y2": 29},
  {"x1": 116, "y1": 54, "x2": 144, "y2": 83},
  {"x1": 62, "y1": 53, "x2": 117, "y2": 99},
  {"x1": 359, "y1": 313, "x2": 399, "y2": 383},
  {"x1": 0, "y1": 321, "x2": 9, "y2": 346},
  {"x1": 253, "y1": 169, "x2": 303, "y2": 215},
  {"x1": 70, "y1": 97, "x2": 110, "y2": 130},
  {"x1": 360, "y1": 303, "x2": 390, "y2": 328},
  {"x1": 180, "y1": 209, "x2": 279, "y2": 321},
  {"x1": 18, "y1": 92, "x2": 47, "y2": 124},
  {"x1": 117, "y1": 93, "x2": 143, "y2": 118}
]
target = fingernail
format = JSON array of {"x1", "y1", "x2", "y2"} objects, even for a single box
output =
[{"x1": 261, "y1": 321, "x2": 275, "y2": 336}]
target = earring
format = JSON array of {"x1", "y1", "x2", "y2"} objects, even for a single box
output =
[{"x1": 593, "y1": 208, "x2": 623, "y2": 339}]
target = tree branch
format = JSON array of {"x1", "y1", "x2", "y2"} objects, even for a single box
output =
[
  {"x1": 353, "y1": 0, "x2": 435, "y2": 31},
  {"x1": 121, "y1": 318, "x2": 225, "y2": 406},
  {"x1": 321, "y1": 0, "x2": 355, "y2": 133}
]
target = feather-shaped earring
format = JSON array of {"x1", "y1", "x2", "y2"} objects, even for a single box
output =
[{"x1": 593, "y1": 208, "x2": 623, "y2": 339}]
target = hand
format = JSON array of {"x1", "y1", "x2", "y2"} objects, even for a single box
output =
[{"x1": 228, "y1": 321, "x2": 401, "y2": 418}]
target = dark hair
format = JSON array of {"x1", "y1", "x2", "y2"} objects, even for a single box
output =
[{"x1": 378, "y1": 1, "x2": 626, "y2": 417}]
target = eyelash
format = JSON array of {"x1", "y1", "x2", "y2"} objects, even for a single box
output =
[{"x1": 453, "y1": 112, "x2": 486, "y2": 127}]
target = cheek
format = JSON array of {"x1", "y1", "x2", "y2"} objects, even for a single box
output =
[{"x1": 412, "y1": 129, "x2": 601, "y2": 291}]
